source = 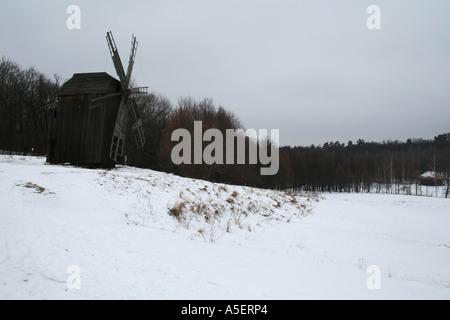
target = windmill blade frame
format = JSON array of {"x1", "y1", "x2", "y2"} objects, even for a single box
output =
[
  {"x1": 126, "y1": 35, "x2": 138, "y2": 87},
  {"x1": 89, "y1": 92, "x2": 122, "y2": 108},
  {"x1": 110, "y1": 98, "x2": 129, "y2": 162}
]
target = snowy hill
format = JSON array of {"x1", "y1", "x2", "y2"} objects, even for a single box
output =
[{"x1": 1, "y1": 155, "x2": 449, "y2": 299}]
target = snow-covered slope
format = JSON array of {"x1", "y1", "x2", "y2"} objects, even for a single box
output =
[{"x1": 1, "y1": 156, "x2": 449, "y2": 299}]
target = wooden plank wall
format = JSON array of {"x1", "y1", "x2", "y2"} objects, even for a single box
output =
[{"x1": 50, "y1": 94, "x2": 121, "y2": 167}]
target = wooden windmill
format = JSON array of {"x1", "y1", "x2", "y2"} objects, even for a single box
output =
[{"x1": 47, "y1": 31, "x2": 147, "y2": 167}]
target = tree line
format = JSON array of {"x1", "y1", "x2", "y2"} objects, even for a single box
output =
[
  {"x1": 125, "y1": 90, "x2": 450, "y2": 194},
  {"x1": 1, "y1": 57, "x2": 449, "y2": 194},
  {"x1": 0, "y1": 57, "x2": 60, "y2": 155},
  {"x1": 126, "y1": 95, "x2": 268, "y2": 187},
  {"x1": 274, "y1": 136, "x2": 450, "y2": 193}
]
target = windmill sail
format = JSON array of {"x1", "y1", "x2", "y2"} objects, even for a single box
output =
[
  {"x1": 106, "y1": 32, "x2": 128, "y2": 89},
  {"x1": 105, "y1": 31, "x2": 147, "y2": 163},
  {"x1": 126, "y1": 35, "x2": 138, "y2": 86},
  {"x1": 110, "y1": 100, "x2": 129, "y2": 161}
]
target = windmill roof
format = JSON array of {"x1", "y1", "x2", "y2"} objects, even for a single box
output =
[{"x1": 59, "y1": 72, "x2": 121, "y2": 96}]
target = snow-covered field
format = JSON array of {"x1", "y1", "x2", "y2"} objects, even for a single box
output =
[{"x1": 1, "y1": 156, "x2": 449, "y2": 300}]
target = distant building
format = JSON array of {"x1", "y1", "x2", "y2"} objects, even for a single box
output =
[{"x1": 418, "y1": 171, "x2": 446, "y2": 186}]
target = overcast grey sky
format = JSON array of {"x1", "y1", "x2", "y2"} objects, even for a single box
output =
[{"x1": 1, "y1": 0, "x2": 449, "y2": 146}]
